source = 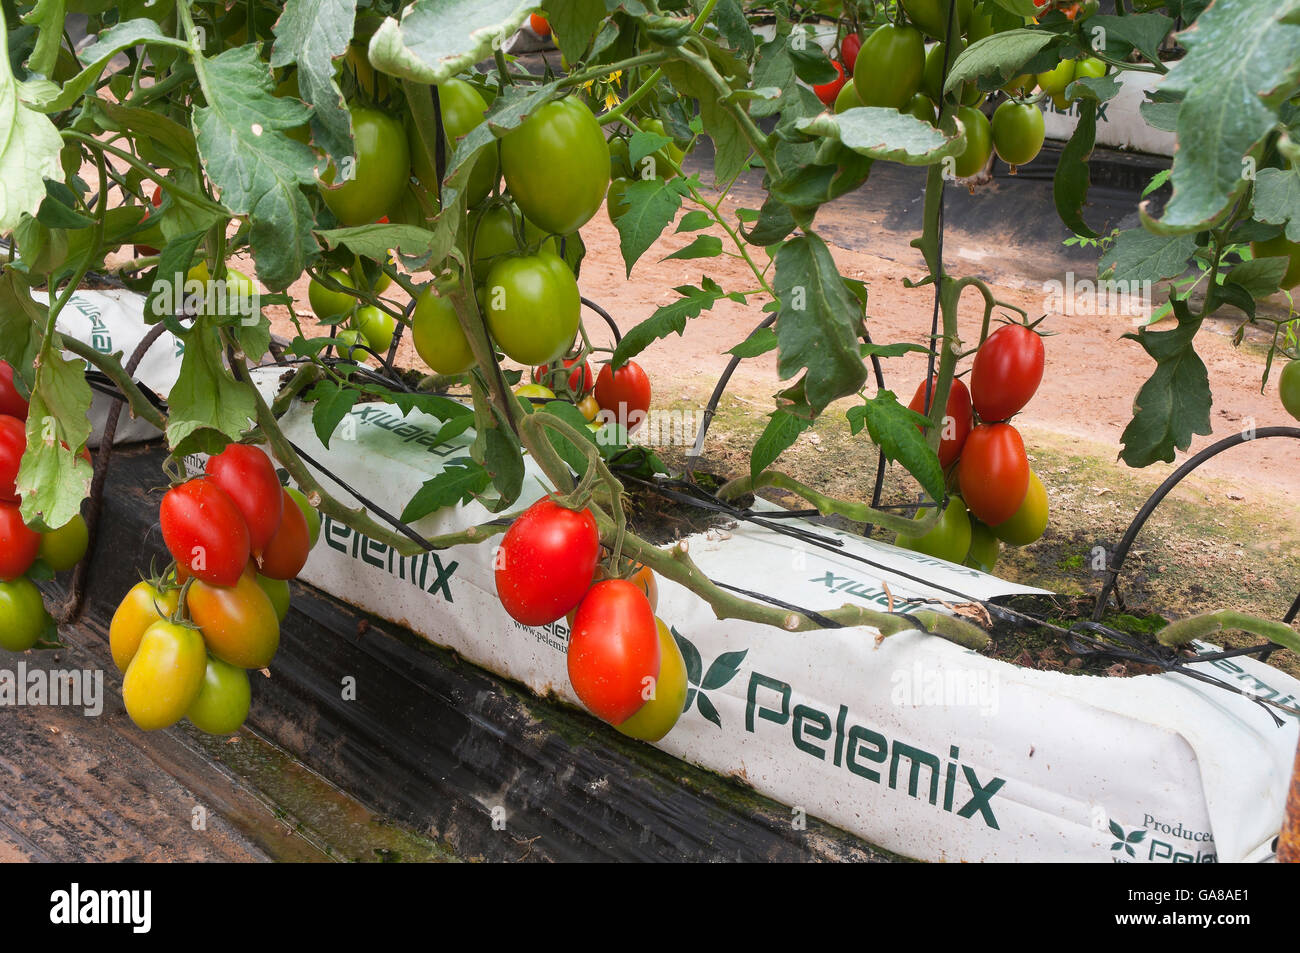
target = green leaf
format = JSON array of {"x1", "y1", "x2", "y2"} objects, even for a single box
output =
[
  {"x1": 1253, "y1": 167, "x2": 1300, "y2": 241},
  {"x1": 96, "y1": 101, "x2": 197, "y2": 171},
  {"x1": 727, "y1": 326, "x2": 777, "y2": 358},
  {"x1": 773, "y1": 234, "x2": 867, "y2": 413},
  {"x1": 1099, "y1": 228, "x2": 1196, "y2": 284},
  {"x1": 676, "y1": 210, "x2": 713, "y2": 233},
  {"x1": 193, "y1": 44, "x2": 319, "y2": 290},
  {"x1": 401, "y1": 458, "x2": 491, "y2": 521},
  {"x1": 165, "y1": 318, "x2": 257, "y2": 456},
  {"x1": 483, "y1": 422, "x2": 525, "y2": 508},
  {"x1": 305, "y1": 379, "x2": 360, "y2": 448},
  {"x1": 546, "y1": 0, "x2": 606, "y2": 64},
  {"x1": 611, "y1": 283, "x2": 724, "y2": 367},
  {"x1": 16, "y1": 353, "x2": 94, "y2": 532},
  {"x1": 750, "y1": 409, "x2": 811, "y2": 484},
  {"x1": 861, "y1": 341, "x2": 930, "y2": 360},
  {"x1": 1140, "y1": 100, "x2": 1180, "y2": 133},
  {"x1": 367, "y1": 0, "x2": 536, "y2": 85},
  {"x1": 0, "y1": 272, "x2": 44, "y2": 393},
  {"x1": 943, "y1": 29, "x2": 1054, "y2": 96},
  {"x1": 662, "y1": 235, "x2": 722, "y2": 261},
  {"x1": 1145, "y1": 0, "x2": 1300, "y2": 233},
  {"x1": 317, "y1": 223, "x2": 445, "y2": 260},
  {"x1": 629, "y1": 129, "x2": 672, "y2": 168},
  {"x1": 146, "y1": 230, "x2": 206, "y2": 323},
  {"x1": 1054, "y1": 99, "x2": 1098, "y2": 239},
  {"x1": 1119, "y1": 299, "x2": 1211, "y2": 467},
  {"x1": 30, "y1": 19, "x2": 189, "y2": 112},
  {"x1": 741, "y1": 195, "x2": 796, "y2": 246},
  {"x1": 660, "y1": 57, "x2": 750, "y2": 184},
  {"x1": 713, "y1": 0, "x2": 755, "y2": 58},
  {"x1": 788, "y1": 43, "x2": 838, "y2": 86},
  {"x1": 797, "y1": 108, "x2": 962, "y2": 167},
  {"x1": 388, "y1": 391, "x2": 475, "y2": 421},
  {"x1": 1088, "y1": 13, "x2": 1174, "y2": 65},
  {"x1": 270, "y1": 0, "x2": 356, "y2": 163},
  {"x1": 612, "y1": 176, "x2": 688, "y2": 276},
  {"x1": 845, "y1": 392, "x2": 945, "y2": 503},
  {"x1": 1225, "y1": 256, "x2": 1288, "y2": 297},
  {"x1": 0, "y1": 46, "x2": 64, "y2": 233}
]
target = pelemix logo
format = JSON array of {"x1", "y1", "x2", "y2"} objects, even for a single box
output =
[
  {"x1": 323, "y1": 516, "x2": 458, "y2": 600},
  {"x1": 812, "y1": 571, "x2": 953, "y2": 611},
  {"x1": 747, "y1": 672, "x2": 1006, "y2": 829},
  {"x1": 350, "y1": 406, "x2": 463, "y2": 457},
  {"x1": 50, "y1": 883, "x2": 151, "y2": 933},
  {"x1": 1104, "y1": 815, "x2": 1216, "y2": 863},
  {"x1": 0, "y1": 664, "x2": 102, "y2": 715},
  {"x1": 674, "y1": 629, "x2": 746, "y2": 729}
]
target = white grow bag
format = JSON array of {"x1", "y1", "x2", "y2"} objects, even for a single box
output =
[{"x1": 59, "y1": 294, "x2": 1298, "y2": 862}]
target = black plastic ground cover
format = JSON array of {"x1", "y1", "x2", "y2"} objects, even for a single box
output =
[{"x1": 38, "y1": 441, "x2": 893, "y2": 862}]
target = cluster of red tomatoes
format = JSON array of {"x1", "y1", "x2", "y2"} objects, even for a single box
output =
[
  {"x1": 515, "y1": 354, "x2": 653, "y2": 436},
  {"x1": 0, "y1": 361, "x2": 90, "y2": 652},
  {"x1": 494, "y1": 497, "x2": 685, "y2": 742},
  {"x1": 898, "y1": 324, "x2": 1048, "y2": 571},
  {"x1": 110, "y1": 443, "x2": 320, "y2": 735}
]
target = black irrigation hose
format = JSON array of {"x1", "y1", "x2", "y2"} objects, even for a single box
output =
[{"x1": 581, "y1": 296, "x2": 622, "y2": 345}]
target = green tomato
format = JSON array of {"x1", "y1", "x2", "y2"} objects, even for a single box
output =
[
  {"x1": 991, "y1": 470, "x2": 1048, "y2": 545},
  {"x1": 615, "y1": 619, "x2": 688, "y2": 743},
  {"x1": 607, "y1": 177, "x2": 633, "y2": 224},
  {"x1": 1251, "y1": 235, "x2": 1300, "y2": 290},
  {"x1": 834, "y1": 80, "x2": 863, "y2": 113},
  {"x1": 895, "y1": 497, "x2": 972, "y2": 565},
  {"x1": 991, "y1": 100, "x2": 1046, "y2": 167},
  {"x1": 335, "y1": 328, "x2": 365, "y2": 358},
  {"x1": 514, "y1": 383, "x2": 555, "y2": 403},
  {"x1": 1002, "y1": 73, "x2": 1034, "y2": 96},
  {"x1": 964, "y1": 519, "x2": 1000, "y2": 573},
  {"x1": 308, "y1": 269, "x2": 356, "y2": 320},
  {"x1": 412, "y1": 289, "x2": 476, "y2": 375},
  {"x1": 319, "y1": 104, "x2": 410, "y2": 226},
  {"x1": 635, "y1": 118, "x2": 685, "y2": 180},
  {"x1": 354, "y1": 305, "x2": 396, "y2": 354},
  {"x1": 1073, "y1": 56, "x2": 1107, "y2": 81},
  {"x1": 900, "y1": 0, "x2": 973, "y2": 39},
  {"x1": 609, "y1": 137, "x2": 634, "y2": 179},
  {"x1": 438, "y1": 78, "x2": 499, "y2": 207},
  {"x1": 502, "y1": 96, "x2": 610, "y2": 235},
  {"x1": 921, "y1": 40, "x2": 962, "y2": 102},
  {"x1": 966, "y1": 2, "x2": 996, "y2": 43},
  {"x1": 952, "y1": 104, "x2": 992, "y2": 178},
  {"x1": 1280, "y1": 360, "x2": 1300, "y2": 420},
  {"x1": 185, "y1": 262, "x2": 257, "y2": 319},
  {"x1": 1036, "y1": 59, "x2": 1076, "y2": 97},
  {"x1": 853, "y1": 24, "x2": 925, "y2": 110},
  {"x1": 483, "y1": 251, "x2": 581, "y2": 366},
  {"x1": 905, "y1": 92, "x2": 937, "y2": 125},
  {"x1": 256, "y1": 574, "x2": 291, "y2": 622},
  {"x1": 187, "y1": 655, "x2": 252, "y2": 735},
  {"x1": 469, "y1": 204, "x2": 556, "y2": 283},
  {"x1": 38, "y1": 513, "x2": 88, "y2": 572},
  {"x1": 0, "y1": 577, "x2": 50, "y2": 652},
  {"x1": 284, "y1": 487, "x2": 321, "y2": 549},
  {"x1": 122, "y1": 620, "x2": 207, "y2": 731}
]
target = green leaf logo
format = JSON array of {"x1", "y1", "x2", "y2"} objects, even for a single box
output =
[
  {"x1": 672, "y1": 627, "x2": 746, "y2": 730},
  {"x1": 1108, "y1": 820, "x2": 1147, "y2": 859}
]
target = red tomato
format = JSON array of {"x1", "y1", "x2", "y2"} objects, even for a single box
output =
[
  {"x1": 496, "y1": 498, "x2": 600, "y2": 625},
  {"x1": 159, "y1": 478, "x2": 251, "y2": 587},
  {"x1": 134, "y1": 185, "x2": 164, "y2": 257},
  {"x1": 0, "y1": 501, "x2": 40, "y2": 581},
  {"x1": 970, "y1": 324, "x2": 1045, "y2": 422},
  {"x1": 958, "y1": 423, "x2": 1030, "y2": 526},
  {"x1": 908, "y1": 377, "x2": 972, "y2": 468},
  {"x1": 530, "y1": 12, "x2": 551, "y2": 36},
  {"x1": 814, "y1": 60, "x2": 848, "y2": 106},
  {"x1": 841, "y1": 33, "x2": 862, "y2": 74},
  {"x1": 258, "y1": 488, "x2": 311, "y2": 580},
  {"x1": 533, "y1": 357, "x2": 594, "y2": 396},
  {"x1": 594, "y1": 361, "x2": 651, "y2": 433},
  {"x1": 568, "y1": 579, "x2": 661, "y2": 725},
  {"x1": 205, "y1": 444, "x2": 283, "y2": 553},
  {"x1": 0, "y1": 363, "x2": 28, "y2": 421},
  {"x1": 0, "y1": 414, "x2": 25, "y2": 502}
]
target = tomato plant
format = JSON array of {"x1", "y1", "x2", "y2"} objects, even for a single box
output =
[
  {"x1": 484, "y1": 252, "x2": 581, "y2": 365},
  {"x1": 501, "y1": 96, "x2": 610, "y2": 235},
  {"x1": 814, "y1": 61, "x2": 848, "y2": 107},
  {"x1": 958, "y1": 424, "x2": 1030, "y2": 527},
  {"x1": 615, "y1": 619, "x2": 687, "y2": 742},
  {"x1": 952, "y1": 105, "x2": 992, "y2": 178},
  {"x1": 992, "y1": 471, "x2": 1048, "y2": 545},
  {"x1": 534, "y1": 357, "x2": 594, "y2": 396},
  {"x1": 895, "y1": 497, "x2": 972, "y2": 564},
  {"x1": 567, "y1": 579, "x2": 660, "y2": 725},
  {"x1": 495, "y1": 498, "x2": 600, "y2": 626},
  {"x1": 840, "y1": 33, "x2": 862, "y2": 74},
  {"x1": 284, "y1": 487, "x2": 321, "y2": 550},
  {"x1": 530, "y1": 13, "x2": 551, "y2": 38},
  {"x1": 160, "y1": 479, "x2": 251, "y2": 587},
  {"x1": 970, "y1": 324, "x2": 1045, "y2": 422},
  {"x1": 438, "y1": 78, "x2": 499, "y2": 207},
  {"x1": 991, "y1": 102, "x2": 1046, "y2": 168},
  {"x1": 206, "y1": 444, "x2": 283, "y2": 553}
]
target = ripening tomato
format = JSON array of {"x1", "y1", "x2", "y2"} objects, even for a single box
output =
[
  {"x1": 259, "y1": 488, "x2": 311, "y2": 580},
  {"x1": 958, "y1": 423, "x2": 1030, "y2": 526},
  {"x1": 565, "y1": 560, "x2": 659, "y2": 627},
  {"x1": 1036, "y1": 59, "x2": 1075, "y2": 96},
  {"x1": 205, "y1": 444, "x2": 283, "y2": 554},
  {"x1": 284, "y1": 486, "x2": 321, "y2": 550},
  {"x1": 123, "y1": 620, "x2": 208, "y2": 731},
  {"x1": 1280, "y1": 360, "x2": 1300, "y2": 420},
  {"x1": 814, "y1": 60, "x2": 848, "y2": 107},
  {"x1": 0, "y1": 413, "x2": 25, "y2": 502},
  {"x1": 615, "y1": 619, "x2": 687, "y2": 742},
  {"x1": 530, "y1": 13, "x2": 551, "y2": 37},
  {"x1": 970, "y1": 323, "x2": 1045, "y2": 422},
  {"x1": 895, "y1": 496, "x2": 972, "y2": 564},
  {"x1": 606, "y1": 177, "x2": 633, "y2": 224},
  {"x1": 0, "y1": 362, "x2": 28, "y2": 421},
  {"x1": 594, "y1": 361, "x2": 651, "y2": 434},
  {"x1": 110, "y1": 580, "x2": 180, "y2": 672},
  {"x1": 853, "y1": 23, "x2": 925, "y2": 110},
  {"x1": 0, "y1": 577, "x2": 49, "y2": 652},
  {"x1": 514, "y1": 383, "x2": 555, "y2": 404},
  {"x1": 908, "y1": 377, "x2": 973, "y2": 467},
  {"x1": 319, "y1": 104, "x2": 411, "y2": 226},
  {"x1": 840, "y1": 33, "x2": 862, "y2": 74},
  {"x1": 38, "y1": 512, "x2": 88, "y2": 572},
  {"x1": 495, "y1": 498, "x2": 600, "y2": 626},
  {"x1": 533, "y1": 357, "x2": 594, "y2": 396},
  {"x1": 568, "y1": 580, "x2": 661, "y2": 725},
  {"x1": 187, "y1": 655, "x2": 252, "y2": 735},
  {"x1": 501, "y1": 96, "x2": 610, "y2": 235},
  {"x1": 964, "y1": 518, "x2": 1000, "y2": 573},
  {"x1": 577, "y1": 394, "x2": 601, "y2": 422},
  {"x1": 991, "y1": 100, "x2": 1045, "y2": 167},
  {"x1": 160, "y1": 478, "x2": 251, "y2": 587},
  {"x1": 0, "y1": 501, "x2": 39, "y2": 581},
  {"x1": 412, "y1": 289, "x2": 476, "y2": 376},
  {"x1": 256, "y1": 573, "x2": 291, "y2": 622},
  {"x1": 186, "y1": 570, "x2": 281, "y2": 669},
  {"x1": 952, "y1": 105, "x2": 992, "y2": 178},
  {"x1": 991, "y1": 470, "x2": 1048, "y2": 545},
  {"x1": 484, "y1": 251, "x2": 581, "y2": 366}
]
